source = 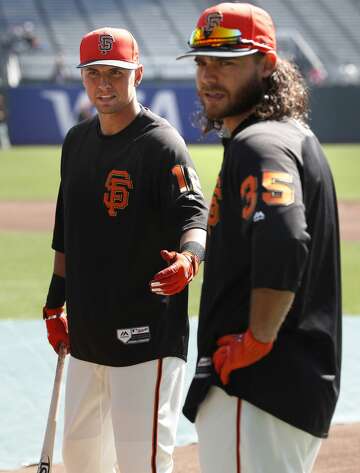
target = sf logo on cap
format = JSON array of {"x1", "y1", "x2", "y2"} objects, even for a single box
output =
[
  {"x1": 99, "y1": 34, "x2": 113, "y2": 54},
  {"x1": 204, "y1": 12, "x2": 223, "y2": 36}
]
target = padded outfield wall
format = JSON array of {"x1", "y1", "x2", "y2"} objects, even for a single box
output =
[{"x1": 5, "y1": 84, "x2": 360, "y2": 145}]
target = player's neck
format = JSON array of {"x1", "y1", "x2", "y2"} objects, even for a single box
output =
[
  {"x1": 98, "y1": 100, "x2": 141, "y2": 136},
  {"x1": 223, "y1": 108, "x2": 255, "y2": 135}
]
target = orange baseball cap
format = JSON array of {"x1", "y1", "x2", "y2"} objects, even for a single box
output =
[
  {"x1": 77, "y1": 27, "x2": 139, "y2": 69},
  {"x1": 177, "y1": 2, "x2": 276, "y2": 59}
]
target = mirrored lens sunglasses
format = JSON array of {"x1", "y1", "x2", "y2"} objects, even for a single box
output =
[
  {"x1": 189, "y1": 26, "x2": 273, "y2": 52},
  {"x1": 189, "y1": 26, "x2": 242, "y2": 48}
]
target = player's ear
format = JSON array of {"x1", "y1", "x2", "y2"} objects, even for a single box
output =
[
  {"x1": 134, "y1": 65, "x2": 144, "y2": 87},
  {"x1": 261, "y1": 52, "x2": 277, "y2": 79}
]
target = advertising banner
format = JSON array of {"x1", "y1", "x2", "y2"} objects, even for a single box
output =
[{"x1": 6, "y1": 84, "x2": 219, "y2": 145}]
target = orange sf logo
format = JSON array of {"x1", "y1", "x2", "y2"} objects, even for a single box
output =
[{"x1": 103, "y1": 170, "x2": 133, "y2": 217}]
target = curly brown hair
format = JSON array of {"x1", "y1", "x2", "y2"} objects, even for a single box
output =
[
  {"x1": 196, "y1": 56, "x2": 309, "y2": 134},
  {"x1": 254, "y1": 57, "x2": 309, "y2": 123}
]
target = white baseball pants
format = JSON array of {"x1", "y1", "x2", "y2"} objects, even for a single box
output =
[
  {"x1": 196, "y1": 386, "x2": 322, "y2": 473},
  {"x1": 62, "y1": 356, "x2": 185, "y2": 473}
]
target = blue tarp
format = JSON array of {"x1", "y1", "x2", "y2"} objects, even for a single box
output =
[{"x1": 0, "y1": 317, "x2": 359, "y2": 469}]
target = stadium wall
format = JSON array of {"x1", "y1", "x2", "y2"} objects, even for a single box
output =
[{"x1": 5, "y1": 84, "x2": 360, "y2": 144}]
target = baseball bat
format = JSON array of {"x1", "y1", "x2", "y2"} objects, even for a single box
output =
[{"x1": 36, "y1": 344, "x2": 67, "y2": 473}]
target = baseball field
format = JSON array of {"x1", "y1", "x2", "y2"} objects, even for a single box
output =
[
  {"x1": 0, "y1": 144, "x2": 359, "y2": 319},
  {"x1": 0, "y1": 144, "x2": 359, "y2": 472}
]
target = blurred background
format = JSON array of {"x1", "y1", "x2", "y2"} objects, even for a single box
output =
[{"x1": 0, "y1": 0, "x2": 360, "y2": 144}]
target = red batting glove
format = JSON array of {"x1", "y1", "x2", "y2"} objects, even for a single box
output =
[
  {"x1": 43, "y1": 306, "x2": 69, "y2": 354},
  {"x1": 213, "y1": 329, "x2": 273, "y2": 385},
  {"x1": 150, "y1": 250, "x2": 200, "y2": 296}
]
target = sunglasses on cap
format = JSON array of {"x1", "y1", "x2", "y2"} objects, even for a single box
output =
[{"x1": 188, "y1": 26, "x2": 272, "y2": 52}]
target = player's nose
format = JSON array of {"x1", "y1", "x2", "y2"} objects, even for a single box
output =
[
  {"x1": 198, "y1": 64, "x2": 219, "y2": 86},
  {"x1": 98, "y1": 76, "x2": 112, "y2": 89}
]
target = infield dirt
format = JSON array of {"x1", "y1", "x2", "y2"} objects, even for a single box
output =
[{"x1": 0, "y1": 200, "x2": 359, "y2": 240}]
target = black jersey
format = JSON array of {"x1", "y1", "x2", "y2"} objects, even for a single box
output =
[
  {"x1": 183, "y1": 117, "x2": 341, "y2": 438},
  {"x1": 52, "y1": 107, "x2": 208, "y2": 367}
]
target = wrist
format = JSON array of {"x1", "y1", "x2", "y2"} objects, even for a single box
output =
[
  {"x1": 245, "y1": 328, "x2": 273, "y2": 354},
  {"x1": 43, "y1": 306, "x2": 64, "y2": 320},
  {"x1": 46, "y1": 273, "x2": 65, "y2": 308},
  {"x1": 180, "y1": 241, "x2": 205, "y2": 262},
  {"x1": 182, "y1": 251, "x2": 200, "y2": 276}
]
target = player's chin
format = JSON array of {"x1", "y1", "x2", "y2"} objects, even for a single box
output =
[
  {"x1": 95, "y1": 98, "x2": 117, "y2": 109},
  {"x1": 201, "y1": 101, "x2": 227, "y2": 121},
  {"x1": 96, "y1": 105, "x2": 119, "y2": 115},
  {"x1": 204, "y1": 107, "x2": 226, "y2": 121}
]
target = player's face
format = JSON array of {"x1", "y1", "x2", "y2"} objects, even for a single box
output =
[
  {"x1": 195, "y1": 54, "x2": 273, "y2": 131},
  {"x1": 81, "y1": 65, "x2": 142, "y2": 116}
]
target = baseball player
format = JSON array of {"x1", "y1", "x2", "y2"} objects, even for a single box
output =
[
  {"x1": 177, "y1": 3, "x2": 342, "y2": 473},
  {"x1": 42, "y1": 27, "x2": 208, "y2": 473}
]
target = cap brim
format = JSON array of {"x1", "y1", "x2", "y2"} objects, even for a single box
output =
[
  {"x1": 77, "y1": 59, "x2": 139, "y2": 69},
  {"x1": 176, "y1": 48, "x2": 259, "y2": 60}
]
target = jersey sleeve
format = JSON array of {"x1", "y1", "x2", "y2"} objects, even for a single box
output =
[
  {"x1": 52, "y1": 184, "x2": 64, "y2": 252},
  {"x1": 232, "y1": 136, "x2": 310, "y2": 292},
  {"x1": 157, "y1": 130, "x2": 208, "y2": 234},
  {"x1": 51, "y1": 126, "x2": 75, "y2": 253}
]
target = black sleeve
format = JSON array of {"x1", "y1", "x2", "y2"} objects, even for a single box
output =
[
  {"x1": 52, "y1": 184, "x2": 64, "y2": 252},
  {"x1": 233, "y1": 137, "x2": 310, "y2": 291},
  {"x1": 51, "y1": 126, "x2": 75, "y2": 253},
  {"x1": 158, "y1": 130, "x2": 208, "y2": 234}
]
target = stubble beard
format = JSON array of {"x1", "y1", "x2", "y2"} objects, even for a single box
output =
[{"x1": 200, "y1": 75, "x2": 265, "y2": 121}]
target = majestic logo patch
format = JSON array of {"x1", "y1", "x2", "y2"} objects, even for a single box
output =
[
  {"x1": 204, "y1": 12, "x2": 223, "y2": 36},
  {"x1": 98, "y1": 34, "x2": 114, "y2": 54},
  {"x1": 117, "y1": 326, "x2": 151, "y2": 344},
  {"x1": 253, "y1": 211, "x2": 265, "y2": 222},
  {"x1": 103, "y1": 170, "x2": 133, "y2": 217}
]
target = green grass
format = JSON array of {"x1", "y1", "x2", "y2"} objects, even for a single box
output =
[
  {"x1": 189, "y1": 264, "x2": 203, "y2": 317},
  {"x1": 0, "y1": 146, "x2": 61, "y2": 200},
  {"x1": 0, "y1": 232, "x2": 53, "y2": 318},
  {"x1": 341, "y1": 242, "x2": 360, "y2": 315},
  {"x1": 323, "y1": 144, "x2": 360, "y2": 200},
  {"x1": 189, "y1": 145, "x2": 222, "y2": 200},
  {"x1": 1, "y1": 144, "x2": 358, "y2": 201},
  {"x1": 0, "y1": 144, "x2": 359, "y2": 319}
]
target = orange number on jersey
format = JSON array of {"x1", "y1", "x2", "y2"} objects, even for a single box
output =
[
  {"x1": 172, "y1": 165, "x2": 203, "y2": 196},
  {"x1": 208, "y1": 176, "x2": 222, "y2": 231},
  {"x1": 262, "y1": 171, "x2": 294, "y2": 206},
  {"x1": 240, "y1": 175, "x2": 258, "y2": 220},
  {"x1": 172, "y1": 165, "x2": 189, "y2": 193}
]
